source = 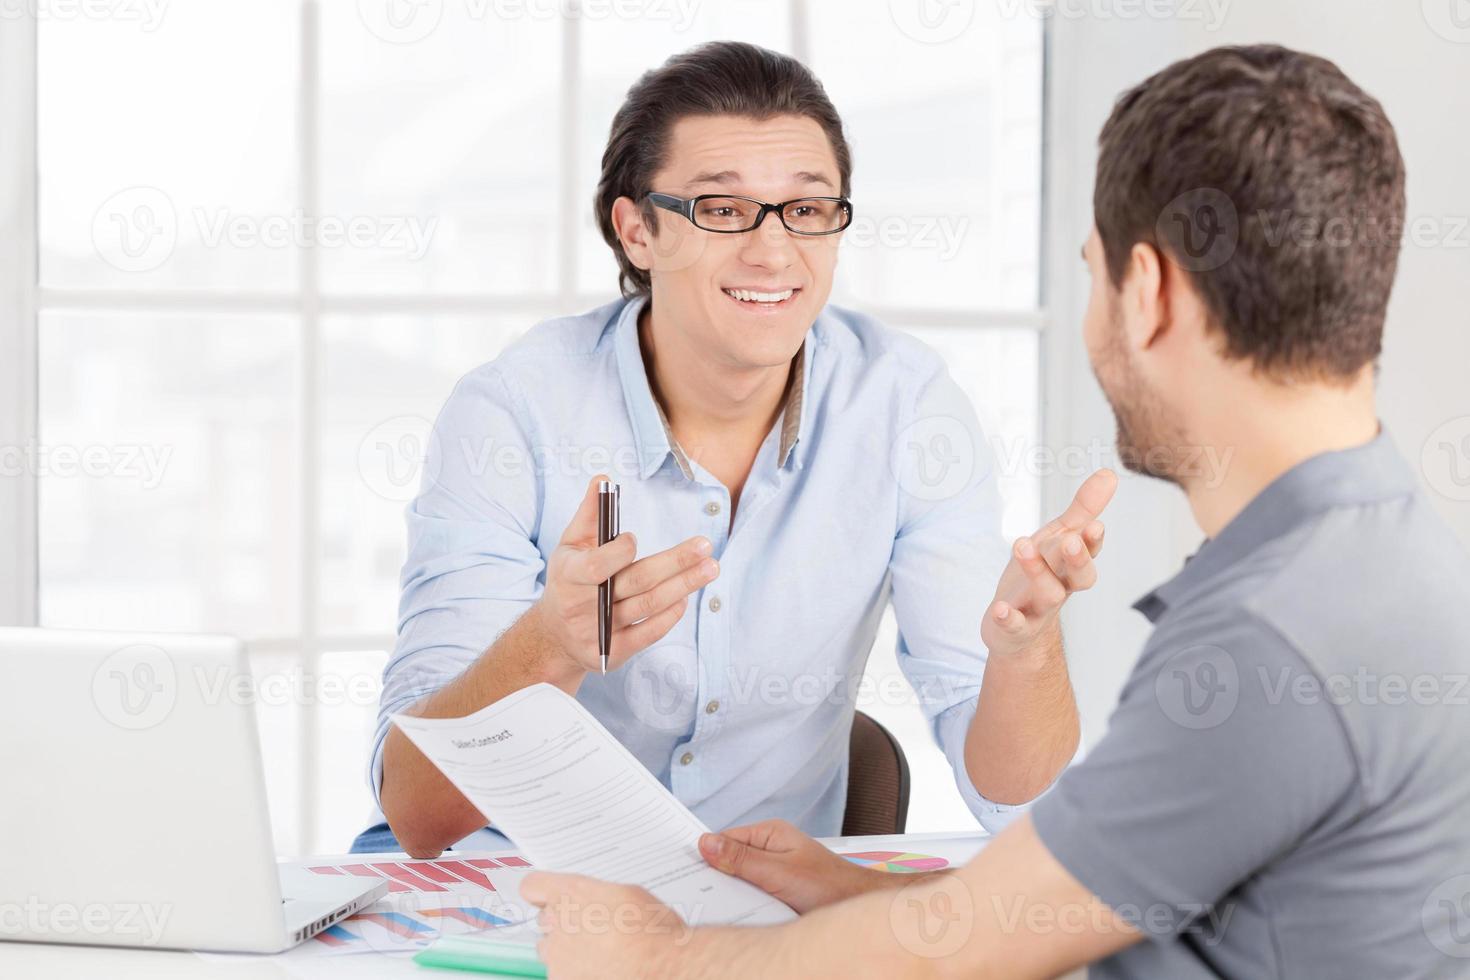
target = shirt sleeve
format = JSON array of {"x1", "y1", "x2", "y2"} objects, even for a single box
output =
[
  {"x1": 368, "y1": 366, "x2": 547, "y2": 808},
  {"x1": 887, "y1": 357, "x2": 1042, "y2": 833},
  {"x1": 1031, "y1": 607, "x2": 1361, "y2": 940}
]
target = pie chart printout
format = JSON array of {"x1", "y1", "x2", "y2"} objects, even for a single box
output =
[{"x1": 840, "y1": 850, "x2": 951, "y2": 873}]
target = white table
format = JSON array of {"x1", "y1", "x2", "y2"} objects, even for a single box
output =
[{"x1": 0, "y1": 832, "x2": 989, "y2": 979}]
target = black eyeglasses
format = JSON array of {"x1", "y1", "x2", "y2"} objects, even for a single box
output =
[{"x1": 646, "y1": 193, "x2": 853, "y2": 236}]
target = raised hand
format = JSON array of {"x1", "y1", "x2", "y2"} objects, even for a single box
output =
[{"x1": 981, "y1": 469, "x2": 1117, "y2": 658}]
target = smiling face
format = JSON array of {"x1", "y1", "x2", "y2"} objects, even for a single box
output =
[{"x1": 614, "y1": 113, "x2": 845, "y2": 371}]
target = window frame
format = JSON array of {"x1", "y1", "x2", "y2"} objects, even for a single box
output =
[{"x1": 0, "y1": 9, "x2": 39, "y2": 630}]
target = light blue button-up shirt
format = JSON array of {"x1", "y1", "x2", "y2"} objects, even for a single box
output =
[{"x1": 371, "y1": 295, "x2": 1029, "y2": 841}]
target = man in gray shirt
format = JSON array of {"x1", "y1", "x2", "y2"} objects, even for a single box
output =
[{"x1": 512, "y1": 44, "x2": 1470, "y2": 980}]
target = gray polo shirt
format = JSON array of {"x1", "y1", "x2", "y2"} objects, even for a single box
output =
[{"x1": 1033, "y1": 431, "x2": 1470, "y2": 978}]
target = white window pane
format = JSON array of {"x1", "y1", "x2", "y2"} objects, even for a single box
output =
[
  {"x1": 319, "y1": 6, "x2": 560, "y2": 294},
  {"x1": 38, "y1": 312, "x2": 300, "y2": 636},
  {"x1": 38, "y1": 2, "x2": 300, "y2": 291},
  {"x1": 313, "y1": 649, "x2": 389, "y2": 851},
  {"x1": 812, "y1": 8, "x2": 1043, "y2": 310},
  {"x1": 321, "y1": 313, "x2": 541, "y2": 635},
  {"x1": 248, "y1": 648, "x2": 305, "y2": 855},
  {"x1": 576, "y1": 2, "x2": 792, "y2": 295},
  {"x1": 905, "y1": 326, "x2": 1040, "y2": 540}
]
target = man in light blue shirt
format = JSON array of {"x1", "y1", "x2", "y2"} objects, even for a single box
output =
[{"x1": 364, "y1": 41, "x2": 1112, "y2": 858}]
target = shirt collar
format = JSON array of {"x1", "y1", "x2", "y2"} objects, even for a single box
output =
[
  {"x1": 779, "y1": 339, "x2": 813, "y2": 470},
  {"x1": 612, "y1": 293, "x2": 815, "y2": 480},
  {"x1": 1133, "y1": 427, "x2": 1415, "y2": 622}
]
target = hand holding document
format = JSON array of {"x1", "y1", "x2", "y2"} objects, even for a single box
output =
[{"x1": 392, "y1": 684, "x2": 795, "y2": 932}]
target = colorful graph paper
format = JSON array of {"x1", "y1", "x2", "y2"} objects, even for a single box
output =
[
  {"x1": 304, "y1": 854, "x2": 535, "y2": 954},
  {"x1": 306, "y1": 857, "x2": 528, "y2": 894},
  {"x1": 313, "y1": 924, "x2": 357, "y2": 948},
  {"x1": 356, "y1": 911, "x2": 436, "y2": 940},
  {"x1": 840, "y1": 850, "x2": 951, "y2": 873},
  {"x1": 418, "y1": 906, "x2": 515, "y2": 929}
]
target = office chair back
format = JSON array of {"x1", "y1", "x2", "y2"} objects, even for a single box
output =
[{"x1": 842, "y1": 711, "x2": 911, "y2": 836}]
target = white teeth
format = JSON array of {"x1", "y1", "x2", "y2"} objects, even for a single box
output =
[{"x1": 724, "y1": 288, "x2": 794, "y2": 304}]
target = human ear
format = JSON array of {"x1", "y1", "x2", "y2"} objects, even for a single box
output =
[
  {"x1": 1121, "y1": 241, "x2": 1168, "y2": 352},
  {"x1": 611, "y1": 196, "x2": 654, "y2": 273}
]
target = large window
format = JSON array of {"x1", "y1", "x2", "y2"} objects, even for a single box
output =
[{"x1": 33, "y1": 1, "x2": 1044, "y2": 850}]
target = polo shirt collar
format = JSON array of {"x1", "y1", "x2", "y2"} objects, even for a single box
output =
[{"x1": 1133, "y1": 427, "x2": 1413, "y2": 622}]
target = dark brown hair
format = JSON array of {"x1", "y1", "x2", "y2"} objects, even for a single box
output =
[
  {"x1": 595, "y1": 41, "x2": 852, "y2": 297},
  {"x1": 1095, "y1": 45, "x2": 1406, "y2": 380}
]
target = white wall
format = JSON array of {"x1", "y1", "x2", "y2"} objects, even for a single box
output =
[{"x1": 1045, "y1": 0, "x2": 1470, "y2": 743}]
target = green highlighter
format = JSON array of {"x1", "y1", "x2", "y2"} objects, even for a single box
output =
[{"x1": 413, "y1": 934, "x2": 547, "y2": 977}]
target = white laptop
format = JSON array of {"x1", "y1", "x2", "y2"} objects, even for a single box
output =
[{"x1": 0, "y1": 628, "x2": 387, "y2": 953}]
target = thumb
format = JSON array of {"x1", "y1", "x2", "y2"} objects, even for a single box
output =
[
  {"x1": 560, "y1": 474, "x2": 611, "y2": 548},
  {"x1": 699, "y1": 832, "x2": 777, "y2": 888},
  {"x1": 988, "y1": 599, "x2": 1030, "y2": 637}
]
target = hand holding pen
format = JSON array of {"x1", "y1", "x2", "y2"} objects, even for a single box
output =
[{"x1": 532, "y1": 475, "x2": 720, "y2": 678}]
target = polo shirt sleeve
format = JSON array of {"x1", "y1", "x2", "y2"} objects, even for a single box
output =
[
  {"x1": 368, "y1": 365, "x2": 547, "y2": 808},
  {"x1": 1031, "y1": 606, "x2": 1361, "y2": 940},
  {"x1": 887, "y1": 355, "x2": 1030, "y2": 833}
]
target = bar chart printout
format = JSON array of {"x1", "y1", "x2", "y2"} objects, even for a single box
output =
[{"x1": 298, "y1": 854, "x2": 530, "y2": 956}]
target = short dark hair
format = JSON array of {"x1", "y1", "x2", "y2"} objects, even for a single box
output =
[
  {"x1": 1094, "y1": 45, "x2": 1406, "y2": 380},
  {"x1": 595, "y1": 41, "x2": 852, "y2": 297}
]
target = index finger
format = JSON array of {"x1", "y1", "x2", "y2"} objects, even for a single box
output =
[
  {"x1": 1056, "y1": 468, "x2": 1118, "y2": 530},
  {"x1": 558, "y1": 474, "x2": 612, "y2": 548},
  {"x1": 564, "y1": 531, "x2": 638, "y2": 586}
]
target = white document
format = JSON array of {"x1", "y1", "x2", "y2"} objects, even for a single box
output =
[{"x1": 392, "y1": 683, "x2": 795, "y2": 930}]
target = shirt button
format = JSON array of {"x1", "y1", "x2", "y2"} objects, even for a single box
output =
[
  {"x1": 705, "y1": 700, "x2": 720, "y2": 714},
  {"x1": 708, "y1": 596, "x2": 722, "y2": 612},
  {"x1": 704, "y1": 500, "x2": 722, "y2": 516},
  {"x1": 680, "y1": 752, "x2": 694, "y2": 766}
]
